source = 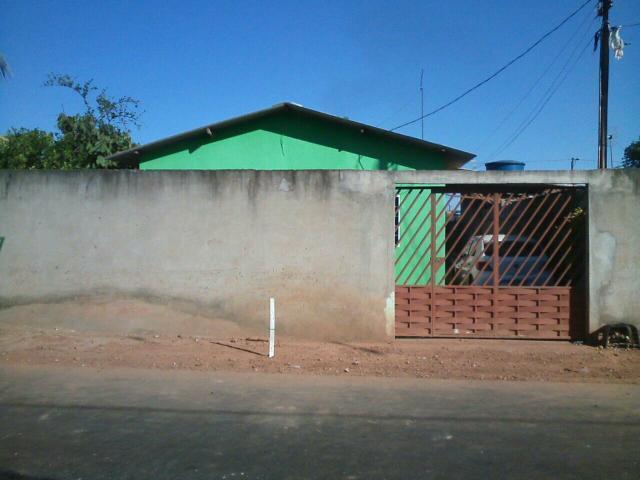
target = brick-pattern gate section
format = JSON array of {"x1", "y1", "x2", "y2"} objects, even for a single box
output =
[
  {"x1": 396, "y1": 286, "x2": 570, "y2": 338},
  {"x1": 394, "y1": 186, "x2": 586, "y2": 339}
]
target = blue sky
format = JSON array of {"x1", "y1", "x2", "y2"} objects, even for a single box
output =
[{"x1": 1, "y1": 0, "x2": 639, "y2": 169}]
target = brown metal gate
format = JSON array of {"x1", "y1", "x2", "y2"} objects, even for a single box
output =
[{"x1": 394, "y1": 185, "x2": 587, "y2": 339}]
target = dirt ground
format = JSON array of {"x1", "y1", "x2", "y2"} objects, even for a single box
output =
[{"x1": 1, "y1": 326, "x2": 638, "y2": 383}]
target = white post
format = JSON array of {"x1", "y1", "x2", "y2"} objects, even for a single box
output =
[{"x1": 268, "y1": 297, "x2": 276, "y2": 358}]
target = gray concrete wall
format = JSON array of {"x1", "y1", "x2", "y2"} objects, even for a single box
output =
[
  {"x1": 584, "y1": 170, "x2": 640, "y2": 332},
  {"x1": 0, "y1": 170, "x2": 396, "y2": 340},
  {"x1": 0, "y1": 169, "x2": 637, "y2": 340}
]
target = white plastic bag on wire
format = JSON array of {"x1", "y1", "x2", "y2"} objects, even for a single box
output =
[{"x1": 610, "y1": 26, "x2": 624, "y2": 60}]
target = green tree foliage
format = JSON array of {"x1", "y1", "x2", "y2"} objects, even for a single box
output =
[
  {"x1": 0, "y1": 74, "x2": 142, "y2": 169},
  {"x1": 621, "y1": 137, "x2": 640, "y2": 168},
  {"x1": 0, "y1": 129, "x2": 56, "y2": 168}
]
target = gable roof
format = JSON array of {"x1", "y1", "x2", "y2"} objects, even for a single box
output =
[{"x1": 109, "y1": 102, "x2": 476, "y2": 168}]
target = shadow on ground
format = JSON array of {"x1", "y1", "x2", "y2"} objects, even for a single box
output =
[{"x1": 0, "y1": 470, "x2": 58, "y2": 480}]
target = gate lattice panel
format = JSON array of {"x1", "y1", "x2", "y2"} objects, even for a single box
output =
[{"x1": 394, "y1": 186, "x2": 586, "y2": 339}]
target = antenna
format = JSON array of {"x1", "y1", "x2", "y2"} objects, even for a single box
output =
[
  {"x1": 570, "y1": 157, "x2": 580, "y2": 170},
  {"x1": 420, "y1": 69, "x2": 424, "y2": 139}
]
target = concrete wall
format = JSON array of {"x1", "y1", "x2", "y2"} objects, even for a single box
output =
[
  {"x1": 0, "y1": 169, "x2": 638, "y2": 340},
  {"x1": 0, "y1": 170, "x2": 395, "y2": 340},
  {"x1": 584, "y1": 170, "x2": 640, "y2": 332}
]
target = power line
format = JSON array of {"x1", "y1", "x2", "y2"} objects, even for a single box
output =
[
  {"x1": 489, "y1": 37, "x2": 593, "y2": 160},
  {"x1": 487, "y1": 17, "x2": 596, "y2": 160},
  {"x1": 377, "y1": 91, "x2": 419, "y2": 128},
  {"x1": 477, "y1": 7, "x2": 595, "y2": 151},
  {"x1": 389, "y1": 0, "x2": 595, "y2": 132},
  {"x1": 487, "y1": 34, "x2": 594, "y2": 160},
  {"x1": 621, "y1": 21, "x2": 640, "y2": 28},
  {"x1": 533, "y1": 158, "x2": 597, "y2": 163}
]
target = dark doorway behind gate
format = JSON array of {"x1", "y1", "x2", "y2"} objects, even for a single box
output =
[{"x1": 395, "y1": 185, "x2": 587, "y2": 339}]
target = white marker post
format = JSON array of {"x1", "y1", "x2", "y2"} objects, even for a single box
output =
[{"x1": 268, "y1": 297, "x2": 276, "y2": 358}]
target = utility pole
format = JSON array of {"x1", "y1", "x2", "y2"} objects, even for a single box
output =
[
  {"x1": 420, "y1": 69, "x2": 424, "y2": 140},
  {"x1": 608, "y1": 134, "x2": 614, "y2": 167},
  {"x1": 597, "y1": 0, "x2": 612, "y2": 169}
]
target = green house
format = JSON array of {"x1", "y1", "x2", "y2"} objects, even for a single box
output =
[
  {"x1": 109, "y1": 103, "x2": 475, "y2": 287},
  {"x1": 109, "y1": 102, "x2": 474, "y2": 171}
]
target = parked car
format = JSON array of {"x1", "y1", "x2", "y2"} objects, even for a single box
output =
[{"x1": 454, "y1": 235, "x2": 551, "y2": 286}]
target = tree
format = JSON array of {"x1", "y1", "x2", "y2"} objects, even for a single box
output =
[
  {"x1": 621, "y1": 137, "x2": 640, "y2": 168},
  {"x1": 0, "y1": 74, "x2": 142, "y2": 169},
  {"x1": 44, "y1": 74, "x2": 142, "y2": 131},
  {"x1": 0, "y1": 129, "x2": 56, "y2": 168}
]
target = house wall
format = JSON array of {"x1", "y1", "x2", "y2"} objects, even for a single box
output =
[
  {"x1": 139, "y1": 112, "x2": 448, "y2": 171},
  {"x1": 395, "y1": 187, "x2": 447, "y2": 286},
  {"x1": 0, "y1": 169, "x2": 638, "y2": 341}
]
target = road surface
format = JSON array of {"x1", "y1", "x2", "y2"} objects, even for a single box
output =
[{"x1": 0, "y1": 366, "x2": 638, "y2": 479}]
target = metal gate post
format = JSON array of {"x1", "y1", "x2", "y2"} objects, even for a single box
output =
[
  {"x1": 430, "y1": 193, "x2": 437, "y2": 336},
  {"x1": 492, "y1": 193, "x2": 501, "y2": 332}
]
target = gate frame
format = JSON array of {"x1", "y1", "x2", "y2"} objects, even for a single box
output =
[{"x1": 393, "y1": 182, "x2": 589, "y2": 340}]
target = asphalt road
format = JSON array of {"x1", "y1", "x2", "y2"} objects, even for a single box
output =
[{"x1": 0, "y1": 366, "x2": 638, "y2": 480}]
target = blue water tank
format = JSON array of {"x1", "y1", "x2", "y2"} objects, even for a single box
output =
[{"x1": 485, "y1": 160, "x2": 525, "y2": 171}]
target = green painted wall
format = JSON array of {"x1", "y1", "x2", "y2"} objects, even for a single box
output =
[
  {"x1": 139, "y1": 111, "x2": 447, "y2": 171},
  {"x1": 395, "y1": 187, "x2": 446, "y2": 286}
]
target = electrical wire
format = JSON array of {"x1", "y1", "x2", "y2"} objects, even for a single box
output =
[
  {"x1": 528, "y1": 158, "x2": 597, "y2": 163},
  {"x1": 488, "y1": 38, "x2": 592, "y2": 160},
  {"x1": 389, "y1": 0, "x2": 595, "y2": 132},
  {"x1": 487, "y1": 33, "x2": 594, "y2": 160},
  {"x1": 376, "y1": 91, "x2": 420, "y2": 128},
  {"x1": 486, "y1": 15, "x2": 597, "y2": 160},
  {"x1": 621, "y1": 21, "x2": 640, "y2": 28},
  {"x1": 476, "y1": 7, "x2": 595, "y2": 151}
]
